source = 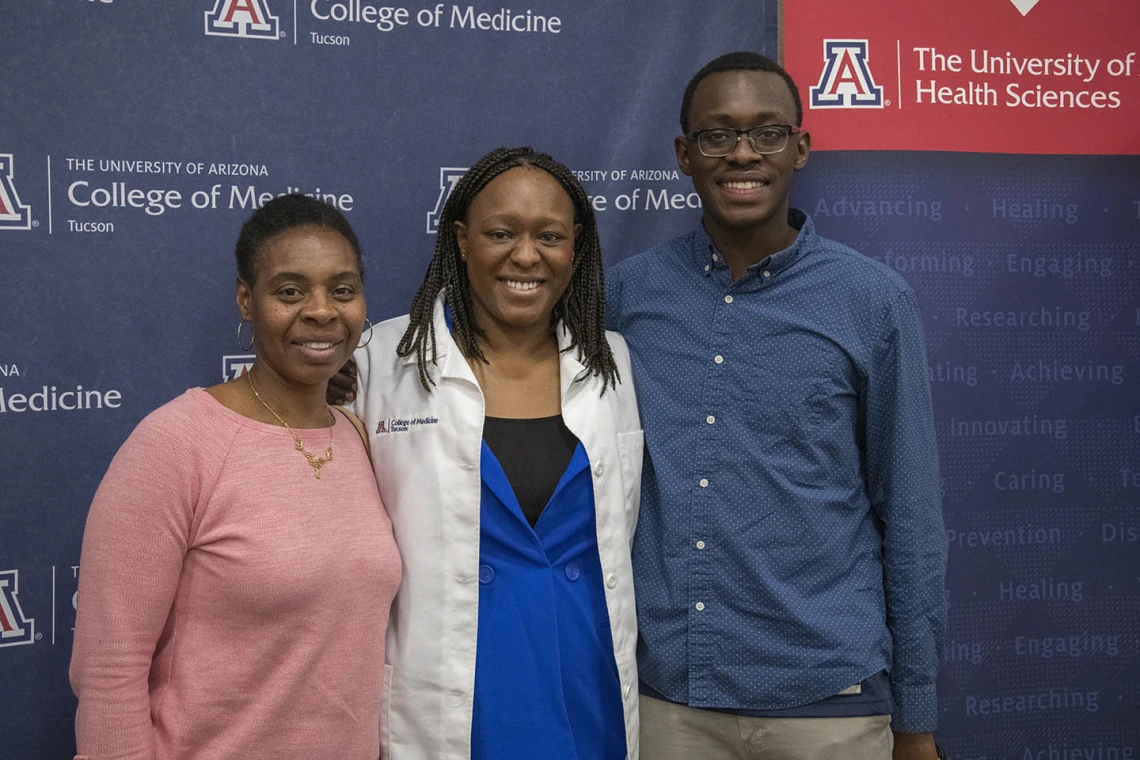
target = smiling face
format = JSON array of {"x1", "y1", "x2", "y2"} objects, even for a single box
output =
[
  {"x1": 454, "y1": 166, "x2": 579, "y2": 339},
  {"x1": 676, "y1": 70, "x2": 810, "y2": 244},
  {"x1": 237, "y1": 225, "x2": 366, "y2": 389}
]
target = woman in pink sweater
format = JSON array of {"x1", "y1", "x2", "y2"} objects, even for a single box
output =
[{"x1": 70, "y1": 195, "x2": 401, "y2": 760}]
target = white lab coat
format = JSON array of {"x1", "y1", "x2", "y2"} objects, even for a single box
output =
[{"x1": 352, "y1": 294, "x2": 643, "y2": 760}]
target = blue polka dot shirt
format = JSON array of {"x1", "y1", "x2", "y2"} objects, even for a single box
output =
[{"x1": 607, "y1": 210, "x2": 947, "y2": 733}]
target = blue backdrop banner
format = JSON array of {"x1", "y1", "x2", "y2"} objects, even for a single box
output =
[{"x1": 1, "y1": 1, "x2": 1137, "y2": 758}]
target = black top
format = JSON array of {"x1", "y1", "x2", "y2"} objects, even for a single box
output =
[{"x1": 483, "y1": 415, "x2": 580, "y2": 527}]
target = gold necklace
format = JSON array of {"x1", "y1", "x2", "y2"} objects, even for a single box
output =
[{"x1": 247, "y1": 371, "x2": 334, "y2": 479}]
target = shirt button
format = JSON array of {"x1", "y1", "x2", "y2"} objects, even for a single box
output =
[
  {"x1": 606, "y1": 574, "x2": 618, "y2": 589},
  {"x1": 565, "y1": 563, "x2": 580, "y2": 581},
  {"x1": 696, "y1": 540, "x2": 706, "y2": 549},
  {"x1": 704, "y1": 264, "x2": 710, "y2": 272},
  {"x1": 706, "y1": 415, "x2": 715, "y2": 424},
  {"x1": 478, "y1": 565, "x2": 494, "y2": 584},
  {"x1": 595, "y1": 462, "x2": 605, "y2": 476},
  {"x1": 714, "y1": 355, "x2": 724, "y2": 364},
  {"x1": 711, "y1": 253, "x2": 719, "y2": 261},
  {"x1": 763, "y1": 270, "x2": 772, "y2": 278},
  {"x1": 695, "y1": 601, "x2": 706, "y2": 611},
  {"x1": 699, "y1": 478, "x2": 709, "y2": 488},
  {"x1": 724, "y1": 295, "x2": 733, "y2": 304}
]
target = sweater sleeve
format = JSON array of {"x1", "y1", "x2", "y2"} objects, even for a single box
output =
[{"x1": 70, "y1": 403, "x2": 211, "y2": 759}]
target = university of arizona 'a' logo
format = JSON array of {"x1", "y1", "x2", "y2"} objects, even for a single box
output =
[
  {"x1": 222, "y1": 354, "x2": 255, "y2": 381},
  {"x1": 427, "y1": 168, "x2": 468, "y2": 233},
  {"x1": 810, "y1": 40, "x2": 884, "y2": 109},
  {"x1": 205, "y1": 0, "x2": 280, "y2": 39},
  {"x1": 0, "y1": 155, "x2": 32, "y2": 231},
  {"x1": 0, "y1": 570, "x2": 36, "y2": 648}
]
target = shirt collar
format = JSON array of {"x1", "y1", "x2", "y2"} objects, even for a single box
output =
[{"x1": 693, "y1": 208, "x2": 814, "y2": 279}]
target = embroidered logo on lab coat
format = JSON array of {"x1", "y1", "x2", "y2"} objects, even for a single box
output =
[{"x1": 375, "y1": 416, "x2": 439, "y2": 434}]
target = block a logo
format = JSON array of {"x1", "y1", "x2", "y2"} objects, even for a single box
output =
[
  {"x1": 810, "y1": 40, "x2": 884, "y2": 108},
  {"x1": 427, "y1": 168, "x2": 468, "y2": 233},
  {"x1": 0, "y1": 154, "x2": 32, "y2": 230},
  {"x1": 223, "y1": 354, "x2": 255, "y2": 381},
  {"x1": 205, "y1": 0, "x2": 281, "y2": 40},
  {"x1": 0, "y1": 570, "x2": 36, "y2": 648}
]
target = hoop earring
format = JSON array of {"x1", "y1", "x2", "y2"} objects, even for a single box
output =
[
  {"x1": 358, "y1": 318, "x2": 374, "y2": 348},
  {"x1": 237, "y1": 319, "x2": 254, "y2": 351}
]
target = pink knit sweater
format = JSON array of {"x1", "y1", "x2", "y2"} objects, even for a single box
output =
[{"x1": 70, "y1": 389, "x2": 401, "y2": 760}]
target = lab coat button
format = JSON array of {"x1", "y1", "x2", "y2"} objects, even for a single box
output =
[
  {"x1": 595, "y1": 462, "x2": 605, "y2": 476},
  {"x1": 479, "y1": 565, "x2": 494, "y2": 584},
  {"x1": 606, "y1": 574, "x2": 618, "y2": 589}
]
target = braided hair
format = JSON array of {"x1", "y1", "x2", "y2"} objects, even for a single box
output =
[{"x1": 397, "y1": 146, "x2": 618, "y2": 393}]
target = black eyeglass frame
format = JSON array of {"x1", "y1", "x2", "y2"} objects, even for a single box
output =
[{"x1": 684, "y1": 124, "x2": 804, "y2": 157}]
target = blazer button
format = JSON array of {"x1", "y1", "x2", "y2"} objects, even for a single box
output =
[
  {"x1": 479, "y1": 565, "x2": 494, "y2": 584},
  {"x1": 565, "y1": 562, "x2": 581, "y2": 581}
]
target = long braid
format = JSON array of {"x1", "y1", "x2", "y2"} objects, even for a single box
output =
[{"x1": 397, "y1": 147, "x2": 618, "y2": 393}]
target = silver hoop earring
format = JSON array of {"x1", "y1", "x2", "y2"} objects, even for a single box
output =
[
  {"x1": 358, "y1": 318, "x2": 374, "y2": 348},
  {"x1": 237, "y1": 319, "x2": 254, "y2": 351}
]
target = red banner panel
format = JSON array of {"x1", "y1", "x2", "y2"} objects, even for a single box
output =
[{"x1": 783, "y1": 0, "x2": 1140, "y2": 154}]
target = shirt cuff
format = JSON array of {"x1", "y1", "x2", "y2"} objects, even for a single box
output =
[{"x1": 891, "y1": 682, "x2": 939, "y2": 733}]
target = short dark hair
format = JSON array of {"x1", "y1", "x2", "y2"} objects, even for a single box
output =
[
  {"x1": 680, "y1": 51, "x2": 803, "y2": 133},
  {"x1": 235, "y1": 194, "x2": 363, "y2": 284},
  {"x1": 398, "y1": 147, "x2": 618, "y2": 393}
]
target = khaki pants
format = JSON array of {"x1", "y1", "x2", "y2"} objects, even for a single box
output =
[{"x1": 640, "y1": 693, "x2": 894, "y2": 760}]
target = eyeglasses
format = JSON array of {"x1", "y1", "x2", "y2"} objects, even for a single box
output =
[{"x1": 684, "y1": 125, "x2": 802, "y2": 157}]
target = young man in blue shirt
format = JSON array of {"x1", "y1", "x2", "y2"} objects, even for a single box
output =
[{"x1": 606, "y1": 52, "x2": 946, "y2": 760}]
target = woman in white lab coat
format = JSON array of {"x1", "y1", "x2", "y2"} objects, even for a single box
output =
[{"x1": 347, "y1": 147, "x2": 642, "y2": 760}]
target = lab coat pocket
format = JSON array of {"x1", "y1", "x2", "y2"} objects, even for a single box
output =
[{"x1": 616, "y1": 430, "x2": 645, "y2": 543}]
